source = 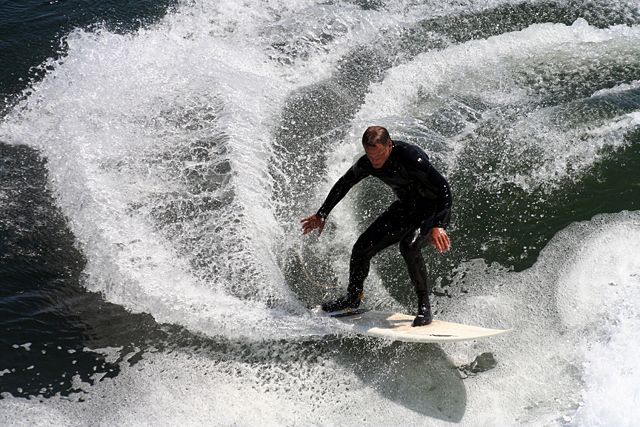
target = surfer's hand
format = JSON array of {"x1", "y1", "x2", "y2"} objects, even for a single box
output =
[
  {"x1": 430, "y1": 227, "x2": 450, "y2": 253},
  {"x1": 301, "y1": 214, "x2": 325, "y2": 236}
]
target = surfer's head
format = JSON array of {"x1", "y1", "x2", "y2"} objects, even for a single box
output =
[{"x1": 362, "y1": 126, "x2": 392, "y2": 169}]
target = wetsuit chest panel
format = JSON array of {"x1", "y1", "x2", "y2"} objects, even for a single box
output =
[{"x1": 367, "y1": 144, "x2": 436, "y2": 203}]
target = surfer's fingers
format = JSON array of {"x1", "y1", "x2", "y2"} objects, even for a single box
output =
[
  {"x1": 302, "y1": 216, "x2": 324, "y2": 236},
  {"x1": 300, "y1": 214, "x2": 315, "y2": 223},
  {"x1": 443, "y1": 233, "x2": 451, "y2": 249},
  {"x1": 435, "y1": 233, "x2": 449, "y2": 253},
  {"x1": 437, "y1": 230, "x2": 450, "y2": 249},
  {"x1": 302, "y1": 221, "x2": 315, "y2": 234},
  {"x1": 432, "y1": 236, "x2": 442, "y2": 252}
]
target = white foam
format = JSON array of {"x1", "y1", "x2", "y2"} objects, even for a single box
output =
[
  {"x1": 556, "y1": 215, "x2": 640, "y2": 425},
  {"x1": 0, "y1": 348, "x2": 415, "y2": 426},
  {"x1": 0, "y1": 24, "x2": 306, "y2": 338},
  {"x1": 0, "y1": 0, "x2": 406, "y2": 339},
  {"x1": 556, "y1": 218, "x2": 640, "y2": 329},
  {"x1": 591, "y1": 79, "x2": 640, "y2": 97},
  {"x1": 418, "y1": 211, "x2": 640, "y2": 425}
]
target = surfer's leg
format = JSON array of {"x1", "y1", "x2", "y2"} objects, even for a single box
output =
[
  {"x1": 399, "y1": 213, "x2": 436, "y2": 326},
  {"x1": 348, "y1": 202, "x2": 411, "y2": 296},
  {"x1": 322, "y1": 202, "x2": 411, "y2": 312}
]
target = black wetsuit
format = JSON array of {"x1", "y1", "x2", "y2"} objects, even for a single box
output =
[{"x1": 317, "y1": 140, "x2": 453, "y2": 305}]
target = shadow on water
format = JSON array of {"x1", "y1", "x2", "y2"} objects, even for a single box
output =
[
  {"x1": 334, "y1": 337, "x2": 466, "y2": 422},
  {"x1": 0, "y1": 142, "x2": 169, "y2": 399},
  {"x1": 171, "y1": 331, "x2": 467, "y2": 422}
]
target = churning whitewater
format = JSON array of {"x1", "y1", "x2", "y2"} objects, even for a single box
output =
[{"x1": 1, "y1": 0, "x2": 639, "y2": 425}]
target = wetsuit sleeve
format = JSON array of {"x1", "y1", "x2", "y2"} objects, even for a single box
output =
[
  {"x1": 427, "y1": 166, "x2": 453, "y2": 229},
  {"x1": 316, "y1": 157, "x2": 369, "y2": 219},
  {"x1": 409, "y1": 156, "x2": 453, "y2": 229}
]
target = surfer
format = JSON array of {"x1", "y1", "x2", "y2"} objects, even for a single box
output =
[{"x1": 301, "y1": 126, "x2": 452, "y2": 326}]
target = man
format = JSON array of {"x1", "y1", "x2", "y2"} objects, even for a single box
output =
[{"x1": 301, "y1": 126, "x2": 452, "y2": 326}]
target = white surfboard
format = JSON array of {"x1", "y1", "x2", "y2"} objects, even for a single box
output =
[{"x1": 326, "y1": 309, "x2": 510, "y2": 343}]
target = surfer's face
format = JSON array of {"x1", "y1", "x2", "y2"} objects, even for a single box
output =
[{"x1": 364, "y1": 141, "x2": 392, "y2": 169}]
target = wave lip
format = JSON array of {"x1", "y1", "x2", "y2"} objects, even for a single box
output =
[{"x1": 0, "y1": 1, "x2": 340, "y2": 340}]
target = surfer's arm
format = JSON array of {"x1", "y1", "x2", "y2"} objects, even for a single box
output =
[
  {"x1": 316, "y1": 158, "x2": 369, "y2": 220},
  {"x1": 405, "y1": 151, "x2": 452, "y2": 253},
  {"x1": 407, "y1": 153, "x2": 453, "y2": 229},
  {"x1": 302, "y1": 159, "x2": 368, "y2": 236},
  {"x1": 426, "y1": 165, "x2": 453, "y2": 230},
  {"x1": 419, "y1": 163, "x2": 452, "y2": 252}
]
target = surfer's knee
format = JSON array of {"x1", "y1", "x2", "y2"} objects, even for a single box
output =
[
  {"x1": 399, "y1": 230, "x2": 421, "y2": 259},
  {"x1": 352, "y1": 237, "x2": 376, "y2": 261}
]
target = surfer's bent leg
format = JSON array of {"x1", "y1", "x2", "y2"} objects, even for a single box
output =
[
  {"x1": 348, "y1": 202, "x2": 411, "y2": 296},
  {"x1": 322, "y1": 202, "x2": 411, "y2": 312},
  {"x1": 399, "y1": 212, "x2": 436, "y2": 326}
]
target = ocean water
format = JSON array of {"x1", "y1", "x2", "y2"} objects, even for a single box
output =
[{"x1": 1, "y1": 0, "x2": 639, "y2": 425}]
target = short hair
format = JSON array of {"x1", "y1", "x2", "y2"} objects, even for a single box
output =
[{"x1": 362, "y1": 126, "x2": 391, "y2": 147}]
